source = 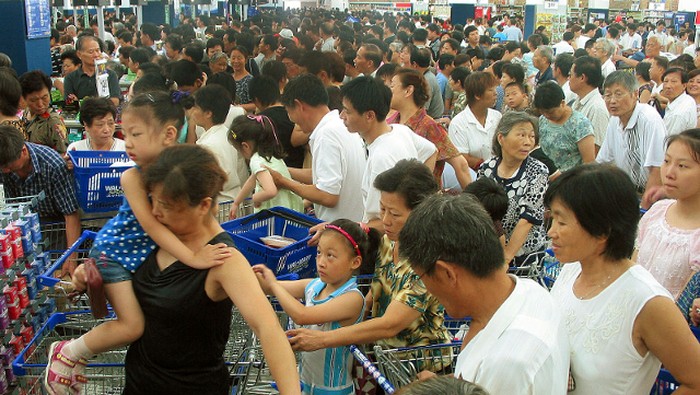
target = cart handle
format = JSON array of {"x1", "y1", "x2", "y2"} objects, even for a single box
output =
[
  {"x1": 350, "y1": 344, "x2": 396, "y2": 394},
  {"x1": 38, "y1": 230, "x2": 97, "y2": 288}
]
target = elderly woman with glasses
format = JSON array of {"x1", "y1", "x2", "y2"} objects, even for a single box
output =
[{"x1": 477, "y1": 111, "x2": 549, "y2": 266}]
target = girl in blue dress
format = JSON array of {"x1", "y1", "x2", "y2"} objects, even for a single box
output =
[{"x1": 254, "y1": 219, "x2": 381, "y2": 395}]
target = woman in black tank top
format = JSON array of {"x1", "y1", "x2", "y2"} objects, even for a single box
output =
[{"x1": 72, "y1": 146, "x2": 301, "y2": 395}]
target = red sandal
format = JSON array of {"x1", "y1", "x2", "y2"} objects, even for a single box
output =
[{"x1": 44, "y1": 340, "x2": 77, "y2": 395}]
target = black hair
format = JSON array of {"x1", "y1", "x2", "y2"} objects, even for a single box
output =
[
  {"x1": 0, "y1": 124, "x2": 25, "y2": 166},
  {"x1": 281, "y1": 74, "x2": 329, "y2": 108},
  {"x1": 376, "y1": 63, "x2": 399, "y2": 82},
  {"x1": 487, "y1": 46, "x2": 505, "y2": 62},
  {"x1": 165, "y1": 34, "x2": 183, "y2": 52},
  {"x1": 60, "y1": 50, "x2": 81, "y2": 67},
  {"x1": 666, "y1": 128, "x2": 700, "y2": 163},
  {"x1": 206, "y1": 37, "x2": 224, "y2": 51},
  {"x1": 533, "y1": 81, "x2": 565, "y2": 110},
  {"x1": 554, "y1": 53, "x2": 575, "y2": 79},
  {"x1": 373, "y1": 159, "x2": 438, "y2": 209},
  {"x1": 205, "y1": 72, "x2": 236, "y2": 102},
  {"x1": 183, "y1": 43, "x2": 204, "y2": 64},
  {"x1": 463, "y1": 177, "x2": 508, "y2": 223},
  {"x1": 450, "y1": 66, "x2": 471, "y2": 89},
  {"x1": 19, "y1": 70, "x2": 52, "y2": 96},
  {"x1": 170, "y1": 60, "x2": 203, "y2": 88},
  {"x1": 572, "y1": 56, "x2": 603, "y2": 88},
  {"x1": 140, "y1": 23, "x2": 160, "y2": 42},
  {"x1": 124, "y1": 91, "x2": 184, "y2": 132},
  {"x1": 229, "y1": 114, "x2": 286, "y2": 162},
  {"x1": 262, "y1": 60, "x2": 288, "y2": 86},
  {"x1": 340, "y1": 76, "x2": 391, "y2": 122},
  {"x1": 412, "y1": 28, "x2": 428, "y2": 42},
  {"x1": 0, "y1": 69, "x2": 21, "y2": 117},
  {"x1": 79, "y1": 97, "x2": 117, "y2": 127},
  {"x1": 438, "y1": 54, "x2": 455, "y2": 70},
  {"x1": 399, "y1": 194, "x2": 505, "y2": 278},
  {"x1": 321, "y1": 219, "x2": 382, "y2": 275},
  {"x1": 129, "y1": 47, "x2": 151, "y2": 66},
  {"x1": 194, "y1": 84, "x2": 232, "y2": 125},
  {"x1": 145, "y1": 144, "x2": 227, "y2": 207},
  {"x1": 133, "y1": 72, "x2": 169, "y2": 95},
  {"x1": 662, "y1": 67, "x2": 689, "y2": 84},
  {"x1": 501, "y1": 63, "x2": 525, "y2": 85},
  {"x1": 138, "y1": 62, "x2": 162, "y2": 75},
  {"x1": 249, "y1": 75, "x2": 280, "y2": 107},
  {"x1": 410, "y1": 46, "x2": 432, "y2": 68},
  {"x1": 544, "y1": 164, "x2": 639, "y2": 261},
  {"x1": 635, "y1": 61, "x2": 652, "y2": 82}
]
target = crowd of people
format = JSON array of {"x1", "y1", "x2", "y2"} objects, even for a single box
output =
[{"x1": 0, "y1": 6, "x2": 700, "y2": 395}]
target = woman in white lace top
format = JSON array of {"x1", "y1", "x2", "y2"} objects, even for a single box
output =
[
  {"x1": 548, "y1": 164, "x2": 700, "y2": 394},
  {"x1": 636, "y1": 129, "x2": 700, "y2": 299}
]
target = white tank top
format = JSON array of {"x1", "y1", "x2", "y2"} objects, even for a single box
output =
[{"x1": 551, "y1": 263, "x2": 672, "y2": 395}]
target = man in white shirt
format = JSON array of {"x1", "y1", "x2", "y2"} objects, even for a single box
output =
[
  {"x1": 593, "y1": 38, "x2": 617, "y2": 79},
  {"x1": 318, "y1": 22, "x2": 336, "y2": 53},
  {"x1": 619, "y1": 23, "x2": 643, "y2": 52},
  {"x1": 552, "y1": 32, "x2": 575, "y2": 56},
  {"x1": 570, "y1": 56, "x2": 610, "y2": 151},
  {"x1": 553, "y1": 53, "x2": 578, "y2": 105},
  {"x1": 399, "y1": 194, "x2": 570, "y2": 395},
  {"x1": 354, "y1": 43, "x2": 382, "y2": 78},
  {"x1": 596, "y1": 71, "x2": 664, "y2": 206},
  {"x1": 191, "y1": 85, "x2": 248, "y2": 202},
  {"x1": 272, "y1": 74, "x2": 366, "y2": 222},
  {"x1": 339, "y1": 76, "x2": 437, "y2": 226},
  {"x1": 647, "y1": 21, "x2": 671, "y2": 50},
  {"x1": 659, "y1": 67, "x2": 698, "y2": 136},
  {"x1": 576, "y1": 23, "x2": 597, "y2": 50}
]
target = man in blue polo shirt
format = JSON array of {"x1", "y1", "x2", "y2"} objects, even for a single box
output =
[
  {"x1": 0, "y1": 125, "x2": 81, "y2": 274},
  {"x1": 64, "y1": 35, "x2": 121, "y2": 106}
]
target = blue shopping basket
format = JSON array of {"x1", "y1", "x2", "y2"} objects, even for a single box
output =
[{"x1": 69, "y1": 151, "x2": 132, "y2": 213}]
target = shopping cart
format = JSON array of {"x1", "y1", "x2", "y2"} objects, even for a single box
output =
[
  {"x1": 12, "y1": 311, "x2": 126, "y2": 395},
  {"x1": 2, "y1": 192, "x2": 45, "y2": 211},
  {"x1": 217, "y1": 199, "x2": 254, "y2": 223},
  {"x1": 509, "y1": 249, "x2": 548, "y2": 284},
  {"x1": 372, "y1": 342, "x2": 462, "y2": 390}
]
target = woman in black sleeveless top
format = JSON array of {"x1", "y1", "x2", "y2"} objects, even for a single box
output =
[{"x1": 72, "y1": 146, "x2": 301, "y2": 395}]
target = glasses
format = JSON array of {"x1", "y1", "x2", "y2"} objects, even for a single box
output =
[
  {"x1": 603, "y1": 91, "x2": 631, "y2": 101},
  {"x1": 414, "y1": 264, "x2": 435, "y2": 281}
]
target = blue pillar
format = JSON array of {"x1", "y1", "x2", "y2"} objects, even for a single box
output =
[
  {"x1": 142, "y1": 2, "x2": 166, "y2": 25},
  {"x1": 524, "y1": 5, "x2": 536, "y2": 39},
  {"x1": 0, "y1": 0, "x2": 52, "y2": 75}
]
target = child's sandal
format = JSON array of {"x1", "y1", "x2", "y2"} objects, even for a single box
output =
[
  {"x1": 44, "y1": 340, "x2": 76, "y2": 395},
  {"x1": 69, "y1": 358, "x2": 88, "y2": 395}
]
